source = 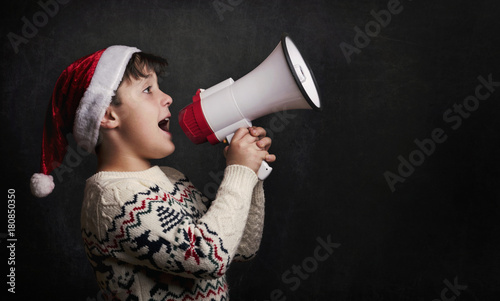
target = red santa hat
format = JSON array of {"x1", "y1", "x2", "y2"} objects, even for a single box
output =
[{"x1": 30, "y1": 45, "x2": 141, "y2": 198}]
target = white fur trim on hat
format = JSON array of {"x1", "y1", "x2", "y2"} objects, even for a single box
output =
[
  {"x1": 73, "y1": 45, "x2": 141, "y2": 153},
  {"x1": 30, "y1": 173, "x2": 55, "y2": 198}
]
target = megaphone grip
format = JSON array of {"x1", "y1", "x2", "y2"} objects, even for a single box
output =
[
  {"x1": 226, "y1": 133, "x2": 273, "y2": 180},
  {"x1": 257, "y1": 161, "x2": 273, "y2": 180}
]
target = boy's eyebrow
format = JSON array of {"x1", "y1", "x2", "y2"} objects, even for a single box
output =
[
  {"x1": 134, "y1": 73, "x2": 155, "y2": 85},
  {"x1": 141, "y1": 72, "x2": 157, "y2": 81}
]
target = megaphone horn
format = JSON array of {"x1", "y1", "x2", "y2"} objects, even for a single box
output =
[{"x1": 179, "y1": 33, "x2": 322, "y2": 180}]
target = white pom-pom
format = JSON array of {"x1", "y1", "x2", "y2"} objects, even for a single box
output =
[{"x1": 30, "y1": 173, "x2": 55, "y2": 198}]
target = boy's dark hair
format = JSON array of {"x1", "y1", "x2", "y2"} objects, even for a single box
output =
[
  {"x1": 123, "y1": 52, "x2": 168, "y2": 83},
  {"x1": 111, "y1": 52, "x2": 168, "y2": 105}
]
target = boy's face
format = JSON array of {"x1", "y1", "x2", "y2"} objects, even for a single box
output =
[{"x1": 112, "y1": 70, "x2": 175, "y2": 160}]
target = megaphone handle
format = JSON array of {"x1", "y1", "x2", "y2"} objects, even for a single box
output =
[
  {"x1": 225, "y1": 133, "x2": 273, "y2": 181},
  {"x1": 257, "y1": 161, "x2": 273, "y2": 180}
]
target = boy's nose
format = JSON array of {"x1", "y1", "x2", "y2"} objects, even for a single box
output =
[{"x1": 161, "y1": 92, "x2": 173, "y2": 107}]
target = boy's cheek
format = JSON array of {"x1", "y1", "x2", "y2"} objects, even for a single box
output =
[{"x1": 117, "y1": 105, "x2": 141, "y2": 123}]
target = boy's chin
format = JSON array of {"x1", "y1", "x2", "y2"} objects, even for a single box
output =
[
  {"x1": 146, "y1": 145, "x2": 175, "y2": 161},
  {"x1": 158, "y1": 145, "x2": 175, "y2": 158}
]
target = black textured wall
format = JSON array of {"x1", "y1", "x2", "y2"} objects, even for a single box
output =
[{"x1": 1, "y1": 0, "x2": 499, "y2": 300}]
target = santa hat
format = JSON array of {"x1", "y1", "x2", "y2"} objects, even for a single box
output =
[{"x1": 30, "y1": 45, "x2": 140, "y2": 198}]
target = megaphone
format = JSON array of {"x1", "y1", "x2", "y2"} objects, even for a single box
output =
[{"x1": 179, "y1": 33, "x2": 321, "y2": 180}]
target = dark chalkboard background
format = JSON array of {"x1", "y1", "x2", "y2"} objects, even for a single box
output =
[{"x1": 1, "y1": 0, "x2": 499, "y2": 300}]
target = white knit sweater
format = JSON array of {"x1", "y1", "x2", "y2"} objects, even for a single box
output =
[{"x1": 81, "y1": 164, "x2": 265, "y2": 300}]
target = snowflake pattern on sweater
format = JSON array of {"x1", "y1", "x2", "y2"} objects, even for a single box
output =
[{"x1": 81, "y1": 165, "x2": 264, "y2": 301}]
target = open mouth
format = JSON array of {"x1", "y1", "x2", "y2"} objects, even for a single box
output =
[{"x1": 158, "y1": 117, "x2": 170, "y2": 132}]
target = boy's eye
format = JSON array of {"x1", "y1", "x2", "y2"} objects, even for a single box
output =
[{"x1": 143, "y1": 86, "x2": 152, "y2": 94}]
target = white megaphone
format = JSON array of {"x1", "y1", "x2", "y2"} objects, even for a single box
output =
[{"x1": 178, "y1": 33, "x2": 322, "y2": 180}]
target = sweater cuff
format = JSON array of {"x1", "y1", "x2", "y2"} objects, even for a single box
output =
[{"x1": 220, "y1": 165, "x2": 259, "y2": 193}]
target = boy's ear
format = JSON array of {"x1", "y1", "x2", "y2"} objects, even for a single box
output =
[{"x1": 100, "y1": 106, "x2": 119, "y2": 129}]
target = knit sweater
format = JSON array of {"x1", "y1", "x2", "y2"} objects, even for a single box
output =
[{"x1": 81, "y1": 164, "x2": 265, "y2": 300}]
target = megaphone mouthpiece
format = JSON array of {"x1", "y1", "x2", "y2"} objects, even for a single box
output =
[{"x1": 178, "y1": 98, "x2": 210, "y2": 144}]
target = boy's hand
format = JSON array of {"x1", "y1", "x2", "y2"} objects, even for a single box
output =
[{"x1": 224, "y1": 126, "x2": 276, "y2": 175}]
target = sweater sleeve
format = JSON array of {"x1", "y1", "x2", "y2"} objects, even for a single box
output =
[
  {"x1": 89, "y1": 165, "x2": 258, "y2": 280},
  {"x1": 234, "y1": 180, "x2": 265, "y2": 261}
]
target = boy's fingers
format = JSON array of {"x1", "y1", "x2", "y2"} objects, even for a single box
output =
[
  {"x1": 231, "y1": 127, "x2": 251, "y2": 142},
  {"x1": 231, "y1": 127, "x2": 270, "y2": 145},
  {"x1": 265, "y1": 154, "x2": 277, "y2": 163},
  {"x1": 256, "y1": 137, "x2": 272, "y2": 150},
  {"x1": 250, "y1": 126, "x2": 266, "y2": 138}
]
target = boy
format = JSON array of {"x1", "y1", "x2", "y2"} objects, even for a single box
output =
[{"x1": 30, "y1": 46, "x2": 275, "y2": 300}]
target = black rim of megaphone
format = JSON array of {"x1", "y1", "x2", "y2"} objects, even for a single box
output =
[{"x1": 281, "y1": 33, "x2": 322, "y2": 111}]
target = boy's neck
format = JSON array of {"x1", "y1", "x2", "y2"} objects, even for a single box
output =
[{"x1": 97, "y1": 150, "x2": 152, "y2": 173}]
